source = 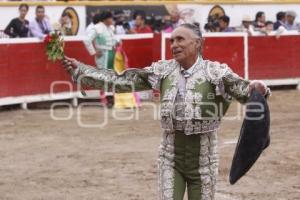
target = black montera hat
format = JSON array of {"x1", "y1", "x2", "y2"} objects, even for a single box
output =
[{"x1": 229, "y1": 89, "x2": 270, "y2": 184}]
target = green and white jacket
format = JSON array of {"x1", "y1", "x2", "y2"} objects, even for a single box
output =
[
  {"x1": 72, "y1": 58, "x2": 250, "y2": 135},
  {"x1": 84, "y1": 22, "x2": 117, "y2": 69}
]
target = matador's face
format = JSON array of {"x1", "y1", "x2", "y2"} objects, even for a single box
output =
[{"x1": 170, "y1": 27, "x2": 201, "y2": 66}]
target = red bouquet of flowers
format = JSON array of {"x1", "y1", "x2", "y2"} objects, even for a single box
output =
[{"x1": 44, "y1": 31, "x2": 64, "y2": 62}]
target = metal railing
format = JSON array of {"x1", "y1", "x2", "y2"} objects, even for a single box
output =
[{"x1": 0, "y1": 30, "x2": 9, "y2": 39}]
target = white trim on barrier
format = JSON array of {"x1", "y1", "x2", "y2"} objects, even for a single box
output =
[
  {"x1": 0, "y1": 37, "x2": 41, "y2": 44},
  {"x1": 1, "y1": 31, "x2": 299, "y2": 45},
  {"x1": 0, "y1": 78, "x2": 299, "y2": 107},
  {"x1": 0, "y1": 34, "x2": 154, "y2": 44},
  {"x1": 203, "y1": 32, "x2": 247, "y2": 37},
  {"x1": 115, "y1": 33, "x2": 154, "y2": 40},
  {"x1": 0, "y1": 91, "x2": 80, "y2": 107},
  {"x1": 64, "y1": 34, "x2": 154, "y2": 41},
  {"x1": 161, "y1": 32, "x2": 247, "y2": 40},
  {"x1": 263, "y1": 78, "x2": 300, "y2": 86},
  {"x1": 251, "y1": 30, "x2": 300, "y2": 37},
  {"x1": 64, "y1": 36, "x2": 86, "y2": 41}
]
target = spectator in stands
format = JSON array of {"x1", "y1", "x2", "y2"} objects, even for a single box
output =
[
  {"x1": 85, "y1": 13, "x2": 101, "y2": 34},
  {"x1": 162, "y1": 15, "x2": 179, "y2": 33},
  {"x1": 162, "y1": 15, "x2": 175, "y2": 33},
  {"x1": 29, "y1": 5, "x2": 52, "y2": 38},
  {"x1": 285, "y1": 10, "x2": 298, "y2": 30},
  {"x1": 204, "y1": 15, "x2": 220, "y2": 32},
  {"x1": 170, "y1": 11, "x2": 180, "y2": 29},
  {"x1": 218, "y1": 15, "x2": 234, "y2": 32},
  {"x1": 114, "y1": 10, "x2": 130, "y2": 35},
  {"x1": 264, "y1": 21, "x2": 274, "y2": 35},
  {"x1": 53, "y1": 12, "x2": 73, "y2": 36},
  {"x1": 235, "y1": 15, "x2": 254, "y2": 35},
  {"x1": 4, "y1": 3, "x2": 29, "y2": 38},
  {"x1": 129, "y1": 10, "x2": 153, "y2": 34},
  {"x1": 273, "y1": 11, "x2": 286, "y2": 30},
  {"x1": 254, "y1": 11, "x2": 266, "y2": 29}
]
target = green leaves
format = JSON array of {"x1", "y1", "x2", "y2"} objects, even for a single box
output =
[{"x1": 45, "y1": 32, "x2": 64, "y2": 63}]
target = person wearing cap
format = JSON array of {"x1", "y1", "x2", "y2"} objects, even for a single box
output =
[
  {"x1": 236, "y1": 15, "x2": 255, "y2": 35},
  {"x1": 285, "y1": 10, "x2": 298, "y2": 30},
  {"x1": 62, "y1": 23, "x2": 269, "y2": 200}
]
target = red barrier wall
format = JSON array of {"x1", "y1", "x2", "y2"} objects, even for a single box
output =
[
  {"x1": 1, "y1": 34, "x2": 300, "y2": 100},
  {"x1": 122, "y1": 38, "x2": 153, "y2": 68},
  {"x1": 165, "y1": 37, "x2": 245, "y2": 77},
  {"x1": 0, "y1": 42, "x2": 77, "y2": 98},
  {"x1": 0, "y1": 38, "x2": 155, "y2": 98},
  {"x1": 248, "y1": 35, "x2": 300, "y2": 79}
]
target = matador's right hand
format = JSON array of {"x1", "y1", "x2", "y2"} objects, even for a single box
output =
[{"x1": 61, "y1": 56, "x2": 77, "y2": 75}]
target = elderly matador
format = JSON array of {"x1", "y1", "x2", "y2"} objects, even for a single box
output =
[{"x1": 62, "y1": 23, "x2": 270, "y2": 200}]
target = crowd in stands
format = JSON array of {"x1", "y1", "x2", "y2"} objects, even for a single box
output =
[
  {"x1": 4, "y1": 4, "x2": 72, "y2": 38},
  {"x1": 2, "y1": 3, "x2": 300, "y2": 39},
  {"x1": 205, "y1": 11, "x2": 300, "y2": 36}
]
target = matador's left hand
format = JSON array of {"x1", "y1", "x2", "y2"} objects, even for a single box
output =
[
  {"x1": 248, "y1": 80, "x2": 270, "y2": 97},
  {"x1": 61, "y1": 56, "x2": 77, "y2": 75}
]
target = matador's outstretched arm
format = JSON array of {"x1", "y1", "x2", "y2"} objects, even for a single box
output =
[{"x1": 61, "y1": 57, "x2": 162, "y2": 93}]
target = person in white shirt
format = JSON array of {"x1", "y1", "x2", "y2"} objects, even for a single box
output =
[{"x1": 29, "y1": 5, "x2": 52, "y2": 39}]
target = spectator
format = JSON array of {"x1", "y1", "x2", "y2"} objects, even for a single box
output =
[
  {"x1": 254, "y1": 11, "x2": 266, "y2": 29},
  {"x1": 4, "y1": 3, "x2": 29, "y2": 38},
  {"x1": 162, "y1": 13, "x2": 181, "y2": 33},
  {"x1": 178, "y1": 8, "x2": 196, "y2": 25},
  {"x1": 86, "y1": 13, "x2": 102, "y2": 34},
  {"x1": 162, "y1": 15, "x2": 174, "y2": 33},
  {"x1": 218, "y1": 15, "x2": 234, "y2": 32},
  {"x1": 29, "y1": 5, "x2": 52, "y2": 38},
  {"x1": 265, "y1": 21, "x2": 274, "y2": 34},
  {"x1": 170, "y1": 11, "x2": 180, "y2": 29},
  {"x1": 236, "y1": 15, "x2": 254, "y2": 35},
  {"x1": 259, "y1": 21, "x2": 274, "y2": 35},
  {"x1": 273, "y1": 11, "x2": 286, "y2": 30},
  {"x1": 114, "y1": 10, "x2": 130, "y2": 35},
  {"x1": 129, "y1": 11, "x2": 153, "y2": 34},
  {"x1": 150, "y1": 15, "x2": 164, "y2": 33},
  {"x1": 285, "y1": 10, "x2": 298, "y2": 30},
  {"x1": 204, "y1": 15, "x2": 220, "y2": 32},
  {"x1": 53, "y1": 12, "x2": 72, "y2": 36}
]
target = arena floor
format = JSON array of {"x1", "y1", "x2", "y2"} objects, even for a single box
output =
[{"x1": 0, "y1": 90, "x2": 299, "y2": 200}]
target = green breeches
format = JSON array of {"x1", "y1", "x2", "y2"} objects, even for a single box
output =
[
  {"x1": 95, "y1": 50, "x2": 115, "y2": 69},
  {"x1": 158, "y1": 130, "x2": 218, "y2": 200}
]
